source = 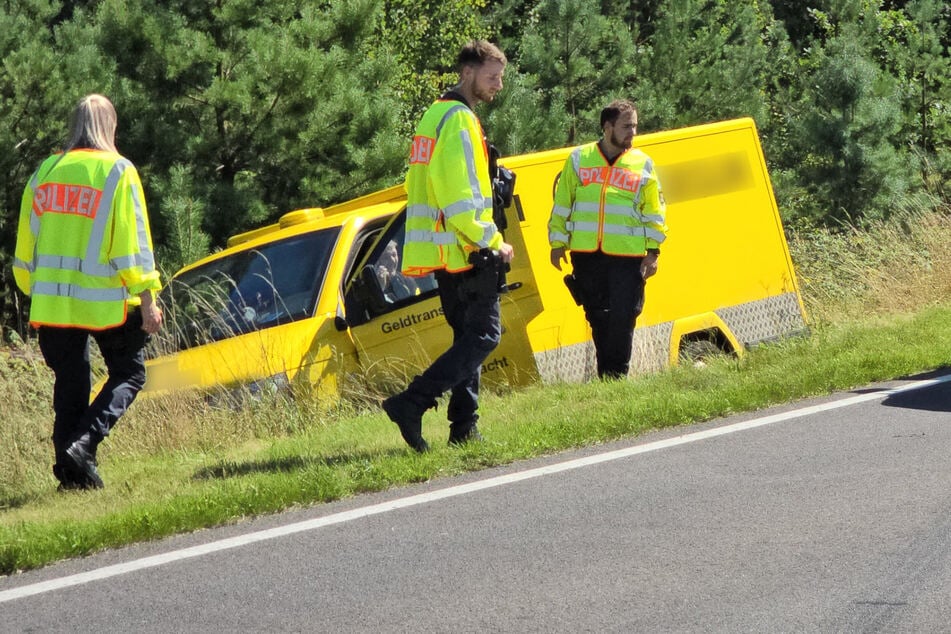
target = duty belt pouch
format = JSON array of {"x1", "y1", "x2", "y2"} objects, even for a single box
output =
[
  {"x1": 563, "y1": 274, "x2": 585, "y2": 306},
  {"x1": 462, "y1": 250, "x2": 502, "y2": 302}
]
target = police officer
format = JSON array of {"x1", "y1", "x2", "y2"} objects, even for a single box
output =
[
  {"x1": 382, "y1": 40, "x2": 514, "y2": 452},
  {"x1": 548, "y1": 99, "x2": 667, "y2": 379},
  {"x1": 13, "y1": 94, "x2": 163, "y2": 490}
]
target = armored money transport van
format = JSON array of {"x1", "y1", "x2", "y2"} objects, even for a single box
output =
[{"x1": 142, "y1": 117, "x2": 806, "y2": 398}]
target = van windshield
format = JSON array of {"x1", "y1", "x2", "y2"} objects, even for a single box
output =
[{"x1": 152, "y1": 228, "x2": 339, "y2": 354}]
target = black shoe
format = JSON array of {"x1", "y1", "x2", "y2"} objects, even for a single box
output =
[
  {"x1": 448, "y1": 423, "x2": 484, "y2": 446},
  {"x1": 53, "y1": 464, "x2": 82, "y2": 491},
  {"x1": 53, "y1": 462, "x2": 101, "y2": 491},
  {"x1": 382, "y1": 394, "x2": 430, "y2": 453},
  {"x1": 65, "y1": 432, "x2": 104, "y2": 489}
]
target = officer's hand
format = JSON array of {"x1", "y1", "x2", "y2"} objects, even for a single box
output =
[
  {"x1": 550, "y1": 247, "x2": 567, "y2": 271},
  {"x1": 641, "y1": 252, "x2": 659, "y2": 279},
  {"x1": 140, "y1": 291, "x2": 163, "y2": 334},
  {"x1": 376, "y1": 265, "x2": 390, "y2": 287},
  {"x1": 498, "y1": 242, "x2": 515, "y2": 264}
]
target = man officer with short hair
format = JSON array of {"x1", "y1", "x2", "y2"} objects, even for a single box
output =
[
  {"x1": 549, "y1": 99, "x2": 667, "y2": 379},
  {"x1": 382, "y1": 40, "x2": 514, "y2": 451}
]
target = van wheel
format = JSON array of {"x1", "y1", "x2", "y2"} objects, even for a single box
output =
[{"x1": 678, "y1": 330, "x2": 729, "y2": 366}]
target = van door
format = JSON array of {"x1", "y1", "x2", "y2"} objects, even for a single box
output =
[{"x1": 343, "y1": 201, "x2": 543, "y2": 394}]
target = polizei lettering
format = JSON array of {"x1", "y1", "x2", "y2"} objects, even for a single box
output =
[
  {"x1": 33, "y1": 182, "x2": 102, "y2": 218},
  {"x1": 381, "y1": 306, "x2": 444, "y2": 334}
]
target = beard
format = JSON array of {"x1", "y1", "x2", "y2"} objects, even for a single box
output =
[
  {"x1": 474, "y1": 84, "x2": 498, "y2": 103},
  {"x1": 611, "y1": 130, "x2": 633, "y2": 149}
]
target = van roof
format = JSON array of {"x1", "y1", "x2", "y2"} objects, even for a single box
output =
[{"x1": 175, "y1": 193, "x2": 405, "y2": 277}]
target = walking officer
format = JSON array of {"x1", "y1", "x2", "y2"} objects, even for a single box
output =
[
  {"x1": 382, "y1": 40, "x2": 514, "y2": 451},
  {"x1": 13, "y1": 94, "x2": 163, "y2": 490}
]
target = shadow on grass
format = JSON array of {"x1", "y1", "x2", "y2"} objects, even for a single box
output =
[
  {"x1": 191, "y1": 448, "x2": 408, "y2": 481},
  {"x1": 0, "y1": 491, "x2": 40, "y2": 511}
]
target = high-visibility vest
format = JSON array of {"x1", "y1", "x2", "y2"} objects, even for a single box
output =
[
  {"x1": 549, "y1": 142, "x2": 667, "y2": 256},
  {"x1": 402, "y1": 97, "x2": 502, "y2": 276},
  {"x1": 13, "y1": 149, "x2": 162, "y2": 330}
]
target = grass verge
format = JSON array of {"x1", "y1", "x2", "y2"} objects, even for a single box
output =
[{"x1": 2, "y1": 305, "x2": 950, "y2": 575}]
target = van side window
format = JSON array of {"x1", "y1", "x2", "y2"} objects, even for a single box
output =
[
  {"x1": 156, "y1": 228, "x2": 338, "y2": 354},
  {"x1": 344, "y1": 212, "x2": 438, "y2": 326},
  {"x1": 373, "y1": 239, "x2": 419, "y2": 303}
]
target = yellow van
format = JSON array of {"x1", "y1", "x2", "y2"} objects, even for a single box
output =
[{"x1": 144, "y1": 117, "x2": 806, "y2": 399}]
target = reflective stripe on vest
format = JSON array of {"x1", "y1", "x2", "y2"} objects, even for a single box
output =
[
  {"x1": 567, "y1": 221, "x2": 666, "y2": 243},
  {"x1": 551, "y1": 143, "x2": 666, "y2": 256},
  {"x1": 31, "y1": 282, "x2": 128, "y2": 302},
  {"x1": 406, "y1": 229, "x2": 458, "y2": 245},
  {"x1": 403, "y1": 98, "x2": 499, "y2": 274},
  {"x1": 32, "y1": 251, "x2": 150, "y2": 277}
]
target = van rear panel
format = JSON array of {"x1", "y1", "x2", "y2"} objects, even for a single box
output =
[{"x1": 503, "y1": 118, "x2": 806, "y2": 382}]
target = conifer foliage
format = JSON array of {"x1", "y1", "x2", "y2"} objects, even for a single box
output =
[{"x1": 1, "y1": 0, "x2": 949, "y2": 336}]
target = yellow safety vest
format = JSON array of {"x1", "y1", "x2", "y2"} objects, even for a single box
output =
[
  {"x1": 549, "y1": 143, "x2": 667, "y2": 256},
  {"x1": 13, "y1": 149, "x2": 162, "y2": 330},
  {"x1": 402, "y1": 97, "x2": 502, "y2": 276}
]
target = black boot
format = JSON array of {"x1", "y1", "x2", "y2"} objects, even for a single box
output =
[
  {"x1": 448, "y1": 422, "x2": 483, "y2": 446},
  {"x1": 65, "y1": 431, "x2": 104, "y2": 489},
  {"x1": 382, "y1": 393, "x2": 431, "y2": 453},
  {"x1": 52, "y1": 463, "x2": 82, "y2": 491}
]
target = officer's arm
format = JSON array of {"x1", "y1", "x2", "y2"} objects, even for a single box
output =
[
  {"x1": 109, "y1": 167, "x2": 162, "y2": 298},
  {"x1": 430, "y1": 112, "x2": 502, "y2": 251},
  {"x1": 548, "y1": 158, "x2": 576, "y2": 249},
  {"x1": 639, "y1": 167, "x2": 668, "y2": 251},
  {"x1": 12, "y1": 182, "x2": 37, "y2": 295}
]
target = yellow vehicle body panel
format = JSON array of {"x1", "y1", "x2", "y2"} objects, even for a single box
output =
[
  {"x1": 142, "y1": 195, "x2": 403, "y2": 397},
  {"x1": 500, "y1": 117, "x2": 805, "y2": 381},
  {"x1": 141, "y1": 118, "x2": 806, "y2": 398}
]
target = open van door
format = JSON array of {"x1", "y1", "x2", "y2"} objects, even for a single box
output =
[{"x1": 342, "y1": 198, "x2": 543, "y2": 393}]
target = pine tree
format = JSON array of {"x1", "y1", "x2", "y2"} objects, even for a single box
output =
[
  {"x1": 486, "y1": 0, "x2": 638, "y2": 153},
  {"x1": 152, "y1": 165, "x2": 211, "y2": 275},
  {"x1": 377, "y1": 0, "x2": 491, "y2": 140},
  {"x1": 0, "y1": 1, "x2": 110, "y2": 336},
  {"x1": 789, "y1": 25, "x2": 910, "y2": 225},
  {"x1": 873, "y1": 0, "x2": 951, "y2": 203},
  {"x1": 636, "y1": 0, "x2": 772, "y2": 131},
  {"x1": 96, "y1": 0, "x2": 407, "y2": 246}
]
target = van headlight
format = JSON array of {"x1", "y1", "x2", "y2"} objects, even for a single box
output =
[
  {"x1": 247, "y1": 372, "x2": 290, "y2": 398},
  {"x1": 208, "y1": 372, "x2": 292, "y2": 409}
]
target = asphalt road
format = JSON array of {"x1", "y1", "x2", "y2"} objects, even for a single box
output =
[{"x1": 4, "y1": 372, "x2": 951, "y2": 633}]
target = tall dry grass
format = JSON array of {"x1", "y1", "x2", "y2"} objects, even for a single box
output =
[
  {"x1": 4, "y1": 205, "x2": 951, "y2": 503},
  {"x1": 0, "y1": 345, "x2": 56, "y2": 500},
  {"x1": 787, "y1": 204, "x2": 951, "y2": 323}
]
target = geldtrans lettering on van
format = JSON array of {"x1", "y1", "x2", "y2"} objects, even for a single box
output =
[{"x1": 381, "y1": 307, "x2": 445, "y2": 334}]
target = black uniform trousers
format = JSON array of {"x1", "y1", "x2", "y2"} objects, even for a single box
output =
[
  {"x1": 38, "y1": 308, "x2": 148, "y2": 462},
  {"x1": 570, "y1": 250, "x2": 646, "y2": 379},
  {"x1": 401, "y1": 266, "x2": 502, "y2": 432}
]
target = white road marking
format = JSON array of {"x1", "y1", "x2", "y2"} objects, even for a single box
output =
[{"x1": 3, "y1": 373, "x2": 949, "y2": 604}]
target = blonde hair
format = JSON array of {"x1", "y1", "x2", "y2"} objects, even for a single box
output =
[{"x1": 65, "y1": 94, "x2": 118, "y2": 153}]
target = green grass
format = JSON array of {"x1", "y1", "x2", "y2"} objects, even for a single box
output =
[
  {"x1": 2, "y1": 305, "x2": 951, "y2": 575},
  {"x1": 4, "y1": 204, "x2": 951, "y2": 576}
]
